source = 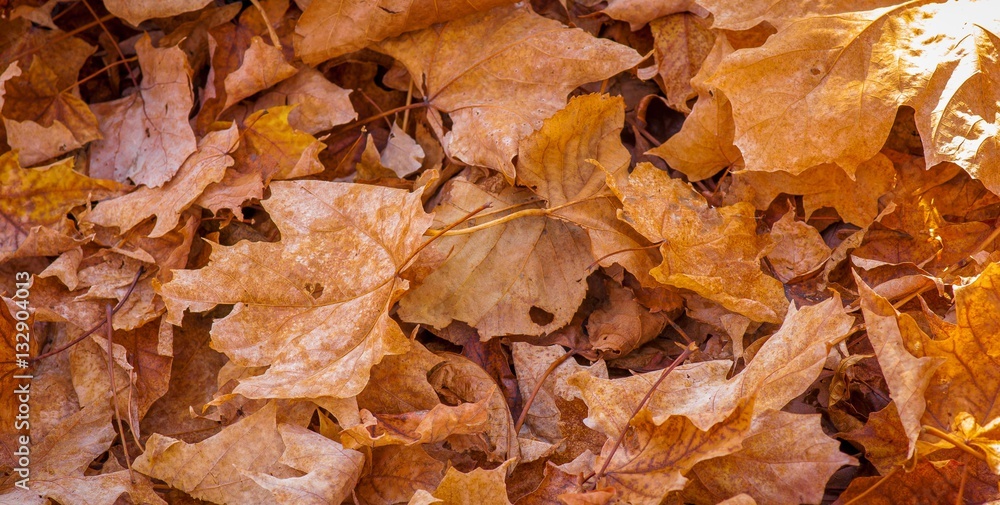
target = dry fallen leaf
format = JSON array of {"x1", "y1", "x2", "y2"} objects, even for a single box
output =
[
  {"x1": 6, "y1": 2, "x2": 1000, "y2": 502},
  {"x1": 615, "y1": 162, "x2": 788, "y2": 323},
  {"x1": 376, "y1": 5, "x2": 642, "y2": 177},
  {"x1": 89, "y1": 35, "x2": 198, "y2": 187},
  {"x1": 159, "y1": 180, "x2": 433, "y2": 399}
]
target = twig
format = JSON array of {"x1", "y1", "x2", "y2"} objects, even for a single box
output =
[
  {"x1": 31, "y1": 267, "x2": 144, "y2": 362},
  {"x1": 585, "y1": 342, "x2": 697, "y2": 488},
  {"x1": 248, "y1": 0, "x2": 282, "y2": 50},
  {"x1": 105, "y1": 304, "x2": 134, "y2": 481},
  {"x1": 81, "y1": 0, "x2": 138, "y2": 89},
  {"x1": 513, "y1": 349, "x2": 574, "y2": 434}
]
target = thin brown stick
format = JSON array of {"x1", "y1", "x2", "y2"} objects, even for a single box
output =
[
  {"x1": 31, "y1": 267, "x2": 144, "y2": 362},
  {"x1": 587, "y1": 343, "x2": 697, "y2": 487},
  {"x1": 81, "y1": 0, "x2": 138, "y2": 89},
  {"x1": 587, "y1": 241, "x2": 663, "y2": 271},
  {"x1": 6, "y1": 14, "x2": 115, "y2": 64},
  {"x1": 248, "y1": 0, "x2": 282, "y2": 50},
  {"x1": 331, "y1": 102, "x2": 428, "y2": 136},
  {"x1": 105, "y1": 304, "x2": 133, "y2": 481},
  {"x1": 513, "y1": 349, "x2": 574, "y2": 434},
  {"x1": 60, "y1": 56, "x2": 138, "y2": 95}
]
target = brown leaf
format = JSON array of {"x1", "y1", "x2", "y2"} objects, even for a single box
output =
[
  {"x1": 686, "y1": 410, "x2": 856, "y2": 505},
  {"x1": 572, "y1": 296, "x2": 852, "y2": 431},
  {"x1": 89, "y1": 35, "x2": 197, "y2": 187},
  {"x1": 834, "y1": 459, "x2": 999, "y2": 505},
  {"x1": 856, "y1": 274, "x2": 943, "y2": 457},
  {"x1": 134, "y1": 402, "x2": 364, "y2": 503},
  {"x1": 85, "y1": 124, "x2": 239, "y2": 237},
  {"x1": 724, "y1": 152, "x2": 897, "y2": 228},
  {"x1": 702, "y1": 0, "x2": 1000, "y2": 191},
  {"x1": 910, "y1": 263, "x2": 1000, "y2": 432},
  {"x1": 295, "y1": 0, "x2": 520, "y2": 64},
  {"x1": 246, "y1": 424, "x2": 365, "y2": 505},
  {"x1": 640, "y1": 13, "x2": 715, "y2": 112},
  {"x1": 376, "y1": 5, "x2": 642, "y2": 177},
  {"x1": 104, "y1": 0, "x2": 213, "y2": 26},
  {"x1": 596, "y1": 404, "x2": 754, "y2": 505},
  {"x1": 354, "y1": 446, "x2": 445, "y2": 505},
  {"x1": 1, "y1": 32, "x2": 101, "y2": 166},
  {"x1": 766, "y1": 211, "x2": 831, "y2": 283},
  {"x1": 0, "y1": 152, "x2": 123, "y2": 262},
  {"x1": 600, "y1": 0, "x2": 705, "y2": 30},
  {"x1": 586, "y1": 280, "x2": 668, "y2": 358},
  {"x1": 398, "y1": 179, "x2": 593, "y2": 337},
  {"x1": 159, "y1": 181, "x2": 433, "y2": 399},
  {"x1": 249, "y1": 67, "x2": 356, "y2": 135},
  {"x1": 615, "y1": 162, "x2": 788, "y2": 323},
  {"x1": 416, "y1": 459, "x2": 515, "y2": 505}
]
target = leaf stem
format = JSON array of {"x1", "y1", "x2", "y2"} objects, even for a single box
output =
[
  {"x1": 922, "y1": 425, "x2": 988, "y2": 463},
  {"x1": 31, "y1": 266, "x2": 145, "y2": 363},
  {"x1": 513, "y1": 348, "x2": 574, "y2": 434},
  {"x1": 587, "y1": 342, "x2": 697, "y2": 488}
]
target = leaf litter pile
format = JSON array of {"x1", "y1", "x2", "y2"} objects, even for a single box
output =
[{"x1": 3, "y1": 0, "x2": 1000, "y2": 503}]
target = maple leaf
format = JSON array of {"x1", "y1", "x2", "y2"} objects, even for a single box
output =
[
  {"x1": 375, "y1": 5, "x2": 642, "y2": 177},
  {"x1": 159, "y1": 180, "x2": 433, "y2": 399},
  {"x1": 85, "y1": 124, "x2": 239, "y2": 238},
  {"x1": 909, "y1": 263, "x2": 1000, "y2": 432},
  {"x1": 134, "y1": 402, "x2": 364, "y2": 504},
  {"x1": 0, "y1": 152, "x2": 123, "y2": 262},
  {"x1": 700, "y1": 0, "x2": 1000, "y2": 191},
  {"x1": 89, "y1": 35, "x2": 197, "y2": 187},
  {"x1": 571, "y1": 296, "x2": 853, "y2": 432},
  {"x1": 724, "y1": 152, "x2": 897, "y2": 227},
  {"x1": 295, "y1": 0, "x2": 521, "y2": 64},
  {"x1": 614, "y1": 162, "x2": 788, "y2": 323},
  {"x1": 595, "y1": 404, "x2": 754, "y2": 505},
  {"x1": 400, "y1": 94, "x2": 658, "y2": 336},
  {"x1": 104, "y1": 0, "x2": 213, "y2": 26},
  {"x1": 856, "y1": 274, "x2": 943, "y2": 458},
  {"x1": 685, "y1": 410, "x2": 856, "y2": 505},
  {"x1": 0, "y1": 30, "x2": 101, "y2": 166}
]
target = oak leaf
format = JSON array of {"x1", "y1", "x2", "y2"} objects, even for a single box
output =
[
  {"x1": 159, "y1": 180, "x2": 433, "y2": 399},
  {"x1": 376, "y1": 5, "x2": 642, "y2": 177},
  {"x1": 89, "y1": 35, "x2": 197, "y2": 187}
]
